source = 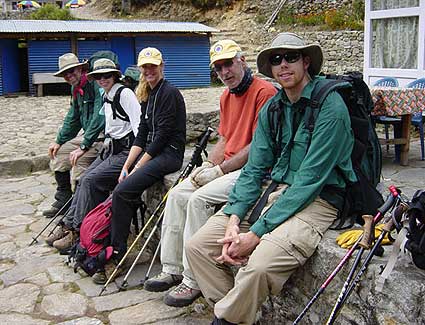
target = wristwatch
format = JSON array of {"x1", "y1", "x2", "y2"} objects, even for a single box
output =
[{"x1": 80, "y1": 143, "x2": 89, "y2": 151}]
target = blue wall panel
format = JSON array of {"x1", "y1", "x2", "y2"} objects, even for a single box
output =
[
  {"x1": 0, "y1": 51, "x2": 3, "y2": 96},
  {"x1": 28, "y1": 40, "x2": 71, "y2": 94},
  {"x1": 135, "y1": 34, "x2": 210, "y2": 88},
  {"x1": 77, "y1": 40, "x2": 112, "y2": 63},
  {"x1": 0, "y1": 39, "x2": 20, "y2": 94},
  {"x1": 111, "y1": 37, "x2": 135, "y2": 73}
]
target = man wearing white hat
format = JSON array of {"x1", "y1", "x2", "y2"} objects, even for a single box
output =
[
  {"x1": 143, "y1": 40, "x2": 276, "y2": 308},
  {"x1": 43, "y1": 53, "x2": 104, "y2": 219},
  {"x1": 186, "y1": 32, "x2": 356, "y2": 324}
]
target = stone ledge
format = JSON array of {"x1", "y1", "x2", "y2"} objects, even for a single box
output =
[
  {"x1": 0, "y1": 155, "x2": 50, "y2": 177},
  {"x1": 144, "y1": 177, "x2": 425, "y2": 324}
]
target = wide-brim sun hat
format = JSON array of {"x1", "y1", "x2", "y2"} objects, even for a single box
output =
[
  {"x1": 54, "y1": 53, "x2": 88, "y2": 77},
  {"x1": 137, "y1": 47, "x2": 163, "y2": 66},
  {"x1": 86, "y1": 58, "x2": 121, "y2": 80},
  {"x1": 209, "y1": 39, "x2": 242, "y2": 67},
  {"x1": 257, "y1": 32, "x2": 323, "y2": 78},
  {"x1": 122, "y1": 65, "x2": 141, "y2": 82}
]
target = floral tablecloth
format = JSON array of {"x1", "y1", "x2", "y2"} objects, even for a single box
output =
[{"x1": 371, "y1": 87, "x2": 425, "y2": 116}]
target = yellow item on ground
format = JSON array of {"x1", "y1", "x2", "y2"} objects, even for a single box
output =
[{"x1": 336, "y1": 224, "x2": 392, "y2": 249}]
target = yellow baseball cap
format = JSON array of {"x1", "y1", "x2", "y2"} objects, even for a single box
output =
[
  {"x1": 210, "y1": 40, "x2": 242, "y2": 66},
  {"x1": 137, "y1": 47, "x2": 163, "y2": 66}
]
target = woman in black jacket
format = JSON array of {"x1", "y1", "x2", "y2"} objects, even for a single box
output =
[{"x1": 92, "y1": 47, "x2": 186, "y2": 284}]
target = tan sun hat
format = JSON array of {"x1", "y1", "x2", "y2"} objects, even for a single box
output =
[
  {"x1": 137, "y1": 47, "x2": 163, "y2": 66},
  {"x1": 54, "y1": 53, "x2": 88, "y2": 77},
  {"x1": 86, "y1": 58, "x2": 121, "y2": 79},
  {"x1": 257, "y1": 32, "x2": 323, "y2": 78},
  {"x1": 210, "y1": 40, "x2": 242, "y2": 67}
]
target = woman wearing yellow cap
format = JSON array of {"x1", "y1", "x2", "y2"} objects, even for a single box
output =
[{"x1": 98, "y1": 47, "x2": 186, "y2": 283}]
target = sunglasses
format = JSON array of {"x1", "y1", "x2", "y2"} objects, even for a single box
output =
[
  {"x1": 93, "y1": 72, "x2": 114, "y2": 80},
  {"x1": 213, "y1": 59, "x2": 234, "y2": 72},
  {"x1": 269, "y1": 51, "x2": 302, "y2": 66},
  {"x1": 63, "y1": 67, "x2": 76, "y2": 76}
]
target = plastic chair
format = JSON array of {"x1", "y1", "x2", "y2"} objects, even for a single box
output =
[
  {"x1": 407, "y1": 78, "x2": 425, "y2": 160},
  {"x1": 372, "y1": 78, "x2": 402, "y2": 161}
]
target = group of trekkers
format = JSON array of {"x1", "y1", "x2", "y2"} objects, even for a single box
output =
[{"x1": 42, "y1": 32, "x2": 357, "y2": 324}]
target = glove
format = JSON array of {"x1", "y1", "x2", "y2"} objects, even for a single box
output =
[
  {"x1": 190, "y1": 161, "x2": 214, "y2": 179},
  {"x1": 192, "y1": 165, "x2": 224, "y2": 187},
  {"x1": 336, "y1": 223, "x2": 392, "y2": 249}
]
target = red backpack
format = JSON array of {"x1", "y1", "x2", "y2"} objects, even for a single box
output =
[{"x1": 68, "y1": 196, "x2": 114, "y2": 276}]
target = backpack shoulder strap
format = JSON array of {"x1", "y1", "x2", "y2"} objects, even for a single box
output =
[
  {"x1": 304, "y1": 79, "x2": 351, "y2": 147},
  {"x1": 105, "y1": 86, "x2": 130, "y2": 122}
]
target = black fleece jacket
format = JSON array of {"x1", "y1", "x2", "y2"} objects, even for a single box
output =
[{"x1": 133, "y1": 79, "x2": 186, "y2": 158}]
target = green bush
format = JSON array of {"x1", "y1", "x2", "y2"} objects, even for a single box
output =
[{"x1": 28, "y1": 3, "x2": 75, "y2": 20}]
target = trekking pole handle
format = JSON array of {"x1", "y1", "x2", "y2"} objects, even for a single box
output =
[
  {"x1": 182, "y1": 127, "x2": 214, "y2": 179},
  {"x1": 377, "y1": 186, "x2": 398, "y2": 215},
  {"x1": 359, "y1": 215, "x2": 374, "y2": 249}
]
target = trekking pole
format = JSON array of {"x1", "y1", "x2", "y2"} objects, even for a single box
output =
[
  {"x1": 117, "y1": 210, "x2": 165, "y2": 291},
  {"x1": 325, "y1": 201, "x2": 409, "y2": 325},
  {"x1": 99, "y1": 127, "x2": 213, "y2": 296},
  {"x1": 29, "y1": 195, "x2": 73, "y2": 246},
  {"x1": 141, "y1": 241, "x2": 161, "y2": 285},
  {"x1": 292, "y1": 185, "x2": 399, "y2": 325},
  {"x1": 323, "y1": 214, "x2": 378, "y2": 324}
]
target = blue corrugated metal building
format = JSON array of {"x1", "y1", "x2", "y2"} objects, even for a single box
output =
[{"x1": 0, "y1": 20, "x2": 218, "y2": 96}]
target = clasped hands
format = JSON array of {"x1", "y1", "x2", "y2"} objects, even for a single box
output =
[
  {"x1": 190, "y1": 161, "x2": 224, "y2": 188},
  {"x1": 215, "y1": 215, "x2": 260, "y2": 266}
]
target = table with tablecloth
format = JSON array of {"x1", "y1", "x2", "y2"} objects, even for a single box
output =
[{"x1": 371, "y1": 86, "x2": 425, "y2": 165}]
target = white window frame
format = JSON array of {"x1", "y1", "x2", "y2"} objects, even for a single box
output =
[{"x1": 364, "y1": 0, "x2": 425, "y2": 86}]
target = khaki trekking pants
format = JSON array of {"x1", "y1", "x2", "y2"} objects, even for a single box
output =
[
  {"x1": 185, "y1": 187, "x2": 338, "y2": 325},
  {"x1": 50, "y1": 135, "x2": 102, "y2": 189},
  {"x1": 160, "y1": 170, "x2": 241, "y2": 290}
]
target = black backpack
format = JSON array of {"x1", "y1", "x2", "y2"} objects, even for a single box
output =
[
  {"x1": 405, "y1": 190, "x2": 425, "y2": 269},
  {"x1": 269, "y1": 72, "x2": 383, "y2": 229}
]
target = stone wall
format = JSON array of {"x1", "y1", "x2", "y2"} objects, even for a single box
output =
[{"x1": 255, "y1": 0, "x2": 356, "y2": 17}]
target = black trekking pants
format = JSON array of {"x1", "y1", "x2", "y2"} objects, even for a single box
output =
[{"x1": 111, "y1": 146, "x2": 182, "y2": 259}]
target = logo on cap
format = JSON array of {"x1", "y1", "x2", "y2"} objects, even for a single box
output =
[
  {"x1": 214, "y1": 45, "x2": 223, "y2": 53},
  {"x1": 145, "y1": 51, "x2": 152, "y2": 57}
]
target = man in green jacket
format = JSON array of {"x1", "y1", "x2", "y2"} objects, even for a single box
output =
[
  {"x1": 43, "y1": 53, "x2": 105, "y2": 218},
  {"x1": 185, "y1": 32, "x2": 357, "y2": 325}
]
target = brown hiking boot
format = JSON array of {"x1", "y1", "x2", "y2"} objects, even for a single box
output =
[
  {"x1": 45, "y1": 225, "x2": 69, "y2": 247},
  {"x1": 92, "y1": 260, "x2": 124, "y2": 285},
  {"x1": 53, "y1": 230, "x2": 78, "y2": 252}
]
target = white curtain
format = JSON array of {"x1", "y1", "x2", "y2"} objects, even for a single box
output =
[{"x1": 371, "y1": 2, "x2": 419, "y2": 69}]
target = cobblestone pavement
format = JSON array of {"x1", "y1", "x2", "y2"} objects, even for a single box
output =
[
  {"x1": 0, "y1": 87, "x2": 224, "y2": 175},
  {"x1": 0, "y1": 171, "x2": 213, "y2": 324}
]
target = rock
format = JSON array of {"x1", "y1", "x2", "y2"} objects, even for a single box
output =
[
  {"x1": 108, "y1": 299, "x2": 186, "y2": 324},
  {"x1": 47, "y1": 265, "x2": 83, "y2": 282},
  {"x1": 43, "y1": 282, "x2": 67, "y2": 295},
  {"x1": 0, "y1": 283, "x2": 40, "y2": 313},
  {"x1": 56, "y1": 317, "x2": 104, "y2": 325},
  {"x1": 24, "y1": 272, "x2": 51, "y2": 286},
  {"x1": 75, "y1": 276, "x2": 119, "y2": 297},
  {"x1": 41, "y1": 293, "x2": 88, "y2": 318},
  {"x1": 0, "y1": 314, "x2": 50, "y2": 325},
  {"x1": 0, "y1": 242, "x2": 18, "y2": 260},
  {"x1": 92, "y1": 289, "x2": 162, "y2": 312},
  {"x1": 0, "y1": 214, "x2": 34, "y2": 227}
]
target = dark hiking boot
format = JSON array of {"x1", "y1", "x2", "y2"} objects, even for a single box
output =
[
  {"x1": 92, "y1": 260, "x2": 124, "y2": 285},
  {"x1": 43, "y1": 200, "x2": 67, "y2": 218},
  {"x1": 143, "y1": 272, "x2": 183, "y2": 292},
  {"x1": 53, "y1": 230, "x2": 78, "y2": 251},
  {"x1": 45, "y1": 225, "x2": 69, "y2": 247},
  {"x1": 164, "y1": 282, "x2": 202, "y2": 307}
]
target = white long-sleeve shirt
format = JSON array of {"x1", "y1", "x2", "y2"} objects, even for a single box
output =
[{"x1": 103, "y1": 83, "x2": 141, "y2": 139}]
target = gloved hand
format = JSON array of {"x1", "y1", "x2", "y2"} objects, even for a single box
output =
[
  {"x1": 192, "y1": 165, "x2": 224, "y2": 187},
  {"x1": 336, "y1": 223, "x2": 392, "y2": 249},
  {"x1": 190, "y1": 161, "x2": 214, "y2": 187}
]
